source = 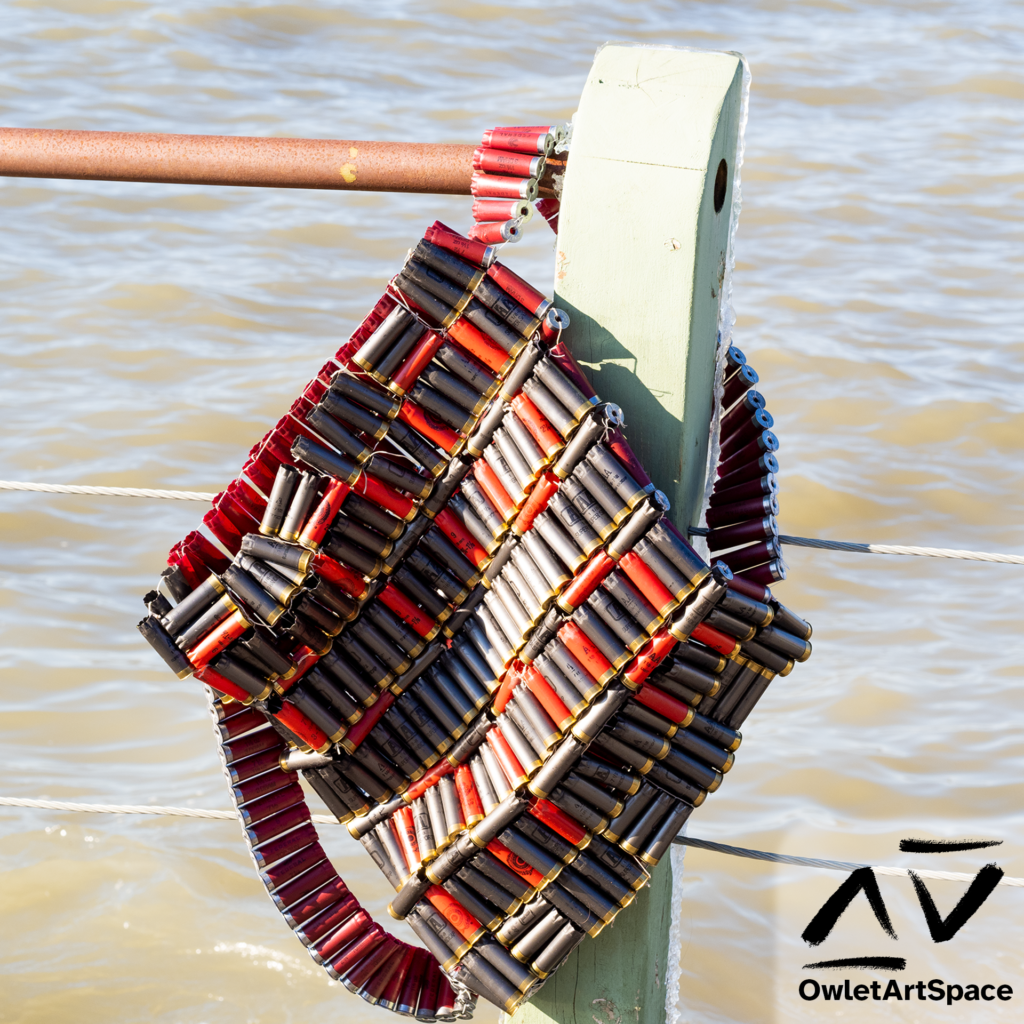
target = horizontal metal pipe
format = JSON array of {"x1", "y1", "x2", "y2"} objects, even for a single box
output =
[{"x1": 0, "y1": 127, "x2": 476, "y2": 194}]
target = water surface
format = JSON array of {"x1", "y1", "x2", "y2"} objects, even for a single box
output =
[{"x1": 2, "y1": 3, "x2": 1023, "y2": 1022}]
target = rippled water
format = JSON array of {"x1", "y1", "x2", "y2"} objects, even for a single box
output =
[{"x1": 2, "y1": 3, "x2": 1023, "y2": 1023}]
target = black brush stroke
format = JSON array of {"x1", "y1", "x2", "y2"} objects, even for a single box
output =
[
  {"x1": 803, "y1": 957, "x2": 907, "y2": 971},
  {"x1": 910, "y1": 862, "x2": 1004, "y2": 942},
  {"x1": 802, "y1": 867, "x2": 897, "y2": 946},
  {"x1": 899, "y1": 838, "x2": 1002, "y2": 853}
]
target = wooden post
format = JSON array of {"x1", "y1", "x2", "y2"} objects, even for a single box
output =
[{"x1": 510, "y1": 44, "x2": 744, "y2": 1024}]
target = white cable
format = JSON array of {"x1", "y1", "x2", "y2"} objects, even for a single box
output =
[
  {"x1": 0, "y1": 796, "x2": 334, "y2": 825},
  {"x1": 778, "y1": 535, "x2": 1024, "y2": 565},
  {"x1": 3, "y1": 797, "x2": 1016, "y2": 886},
  {"x1": 0, "y1": 480, "x2": 215, "y2": 501},
  {"x1": 672, "y1": 835, "x2": 1023, "y2": 887},
  {"x1": 4, "y1": 480, "x2": 1022, "y2": 564}
]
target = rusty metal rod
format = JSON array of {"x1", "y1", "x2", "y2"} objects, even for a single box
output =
[{"x1": 0, "y1": 127, "x2": 477, "y2": 194}]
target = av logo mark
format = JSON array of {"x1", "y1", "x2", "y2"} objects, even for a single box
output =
[{"x1": 802, "y1": 838, "x2": 1004, "y2": 971}]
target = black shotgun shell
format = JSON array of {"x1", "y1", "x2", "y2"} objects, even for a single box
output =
[
  {"x1": 640, "y1": 801, "x2": 694, "y2": 866},
  {"x1": 354, "y1": 304, "x2": 415, "y2": 371},
  {"x1": 332, "y1": 371, "x2": 403, "y2": 420},
  {"x1": 603, "y1": 783, "x2": 657, "y2": 843},
  {"x1": 162, "y1": 573, "x2": 226, "y2": 635},
  {"x1": 138, "y1": 615, "x2": 193, "y2": 678},
  {"x1": 278, "y1": 471, "x2": 321, "y2": 542},
  {"x1": 259, "y1": 464, "x2": 300, "y2": 536}
]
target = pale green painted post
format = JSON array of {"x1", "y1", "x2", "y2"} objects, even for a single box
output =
[
  {"x1": 552, "y1": 44, "x2": 743, "y2": 532},
  {"x1": 510, "y1": 45, "x2": 744, "y2": 1024}
]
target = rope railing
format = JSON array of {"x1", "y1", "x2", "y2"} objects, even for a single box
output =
[
  {"x1": 1, "y1": 795, "x2": 1016, "y2": 887},
  {"x1": 0, "y1": 480, "x2": 216, "y2": 501},
  {"x1": 3, "y1": 479, "x2": 1021, "y2": 564},
  {"x1": 671, "y1": 835, "x2": 1024, "y2": 887},
  {"x1": 0, "y1": 795, "x2": 336, "y2": 825},
  {"x1": 778, "y1": 535, "x2": 1024, "y2": 566}
]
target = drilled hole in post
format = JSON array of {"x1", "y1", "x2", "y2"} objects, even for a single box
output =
[{"x1": 713, "y1": 159, "x2": 728, "y2": 213}]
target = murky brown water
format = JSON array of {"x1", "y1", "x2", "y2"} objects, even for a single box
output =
[{"x1": 2, "y1": 3, "x2": 1023, "y2": 1023}]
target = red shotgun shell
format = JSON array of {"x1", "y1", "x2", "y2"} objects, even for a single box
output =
[
  {"x1": 424, "y1": 220, "x2": 496, "y2": 269},
  {"x1": 297, "y1": 477, "x2": 350, "y2": 550},
  {"x1": 470, "y1": 172, "x2": 538, "y2": 201},
  {"x1": 481, "y1": 127, "x2": 553, "y2": 155},
  {"x1": 472, "y1": 198, "x2": 532, "y2": 222},
  {"x1": 510, "y1": 396, "x2": 562, "y2": 457},
  {"x1": 446, "y1": 317, "x2": 513, "y2": 374},
  {"x1": 468, "y1": 220, "x2": 522, "y2": 245},
  {"x1": 389, "y1": 331, "x2": 444, "y2": 397},
  {"x1": 473, "y1": 147, "x2": 543, "y2": 178},
  {"x1": 487, "y1": 263, "x2": 552, "y2": 320}
]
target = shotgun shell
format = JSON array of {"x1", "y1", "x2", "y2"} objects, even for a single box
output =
[
  {"x1": 719, "y1": 408, "x2": 775, "y2": 460},
  {"x1": 510, "y1": 393, "x2": 562, "y2": 458},
  {"x1": 709, "y1": 515, "x2": 781, "y2": 561},
  {"x1": 481, "y1": 127, "x2": 553, "y2": 154},
  {"x1": 447, "y1": 317, "x2": 513, "y2": 376},
  {"x1": 584, "y1": 588, "x2": 646, "y2": 652},
  {"x1": 188, "y1": 607, "x2": 252, "y2": 667},
  {"x1": 474, "y1": 276, "x2": 541, "y2": 338},
  {"x1": 469, "y1": 217, "x2": 523, "y2": 245},
  {"x1": 470, "y1": 171, "x2": 538, "y2": 201},
  {"x1": 585, "y1": 443, "x2": 647, "y2": 510},
  {"x1": 425, "y1": 219, "x2": 497, "y2": 268},
  {"x1": 455, "y1": 763, "x2": 486, "y2": 827},
  {"x1": 494, "y1": 427, "x2": 539, "y2": 491},
  {"x1": 487, "y1": 262, "x2": 552, "y2": 320},
  {"x1": 473, "y1": 147, "x2": 543, "y2": 177},
  {"x1": 332, "y1": 371, "x2": 403, "y2": 418},
  {"x1": 435, "y1": 339, "x2": 499, "y2": 398},
  {"x1": 471, "y1": 197, "x2": 533, "y2": 222},
  {"x1": 465, "y1": 397, "x2": 509, "y2": 459},
  {"x1": 174, "y1": 589, "x2": 238, "y2": 648},
  {"x1": 709, "y1": 471, "x2": 777, "y2": 509},
  {"x1": 771, "y1": 601, "x2": 812, "y2": 641},
  {"x1": 703, "y1": 606, "x2": 758, "y2": 644},
  {"x1": 278, "y1": 471, "x2": 322, "y2": 542},
  {"x1": 550, "y1": 414, "x2": 605, "y2": 481},
  {"x1": 735, "y1": 559, "x2": 787, "y2": 587},
  {"x1": 548, "y1": 490, "x2": 602, "y2": 557},
  {"x1": 619, "y1": 790, "x2": 676, "y2": 856},
  {"x1": 162, "y1": 572, "x2": 228, "y2": 636},
  {"x1": 235, "y1": 554, "x2": 300, "y2": 607},
  {"x1": 511, "y1": 907, "x2": 565, "y2": 963},
  {"x1": 321, "y1": 388, "x2": 388, "y2": 440},
  {"x1": 401, "y1": 258, "x2": 474, "y2": 316},
  {"x1": 717, "y1": 538, "x2": 781, "y2": 574},
  {"x1": 602, "y1": 783, "x2": 657, "y2": 844},
  {"x1": 706, "y1": 494, "x2": 779, "y2": 531},
  {"x1": 714, "y1": 451, "x2": 779, "y2": 493},
  {"x1": 532, "y1": 511, "x2": 586, "y2": 574},
  {"x1": 354, "y1": 304, "x2": 415, "y2": 373},
  {"x1": 561, "y1": 615, "x2": 622, "y2": 682},
  {"x1": 259, "y1": 464, "x2": 300, "y2": 536},
  {"x1": 521, "y1": 377, "x2": 575, "y2": 439},
  {"x1": 463, "y1": 298, "x2": 526, "y2": 355},
  {"x1": 207, "y1": 652, "x2": 273, "y2": 701},
  {"x1": 639, "y1": 801, "x2": 694, "y2": 866},
  {"x1": 543, "y1": 638, "x2": 602, "y2": 702},
  {"x1": 291, "y1": 436, "x2": 361, "y2": 488},
  {"x1": 389, "y1": 329, "x2": 450, "y2": 399},
  {"x1": 413, "y1": 237, "x2": 485, "y2": 289},
  {"x1": 482, "y1": 443, "x2": 526, "y2": 508},
  {"x1": 722, "y1": 363, "x2": 759, "y2": 407},
  {"x1": 296, "y1": 477, "x2": 350, "y2": 550}
]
